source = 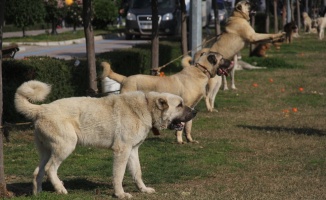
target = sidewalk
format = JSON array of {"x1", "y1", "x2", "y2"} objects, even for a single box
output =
[
  {"x1": 3, "y1": 27, "x2": 82, "y2": 38},
  {"x1": 3, "y1": 27, "x2": 125, "y2": 47}
]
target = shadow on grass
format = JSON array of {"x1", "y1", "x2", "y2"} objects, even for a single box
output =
[
  {"x1": 7, "y1": 178, "x2": 112, "y2": 197},
  {"x1": 237, "y1": 125, "x2": 326, "y2": 136}
]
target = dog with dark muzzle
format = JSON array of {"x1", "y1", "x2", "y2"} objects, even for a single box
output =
[{"x1": 101, "y1": 53, "x2": 231, "y2": 144}]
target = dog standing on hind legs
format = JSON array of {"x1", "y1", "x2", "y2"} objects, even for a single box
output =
[
  {"x1": 15, "y1": 80, "x2": 196, "y2": 198},
  {"x1": 195, "y1": 0, "x2": 285, "y2": 112}
]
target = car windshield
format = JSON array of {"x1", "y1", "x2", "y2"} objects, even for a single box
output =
[{"x1": 131, "y1": 0, "x2": 175, "y2": 9}]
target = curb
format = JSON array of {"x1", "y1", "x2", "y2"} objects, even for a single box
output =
[{"x1": 3, "y1": 33, "x2": 125, "y2": 48}]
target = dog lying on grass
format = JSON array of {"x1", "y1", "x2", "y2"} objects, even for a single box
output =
[{"x1": 15, "y1": 80, "x2": 196, "y2": 198}]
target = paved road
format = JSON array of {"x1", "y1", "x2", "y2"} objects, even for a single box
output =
[
  {"x1": 14, "y1": 38, "x2": 149, "y2": 60},
  {"x1": 4, "y1": 28, "x2": 149, "y2": 60}
]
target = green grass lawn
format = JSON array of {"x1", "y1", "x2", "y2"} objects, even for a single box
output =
[{"x1": 3, "y1": 33, "x2": 326, "y2": 199}]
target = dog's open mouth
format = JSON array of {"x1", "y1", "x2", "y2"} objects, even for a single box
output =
[
  {"x1": 217, "y1": 61, "x2": 234, "y2": 76},
  {"x1": 168, "y1": 120, "x2": 184, "y2": 131}
]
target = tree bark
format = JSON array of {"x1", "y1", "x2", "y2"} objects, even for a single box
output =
[
  {"x1": 180, "y1": 0, "x2": 188, "y2": 56},
  {"x1": 0, "y1": 0, "x2": 9, "y2": 197},
  {"x1": 82, "y1": 0, "x2": 98, "y2": 95},
  {"x1": 265, "y1": 0, "x2": 270, "y2": 33},
  {"x1": 296, "y1": 0, "x2": 301, "y2": 29},
  {"x1": 151, "y1": 0, "x2": 159, "y2": 75},
  {"x1": 213, "y1": 0, "x2": 221, "y2": 35},
  {"x1": 274, "y1": 0, "x2": 279, "y2": 33}
]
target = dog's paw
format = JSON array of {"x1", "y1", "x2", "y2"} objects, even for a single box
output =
[
  {"x1": 140, "y1": 187, "x2": 156, "y2": 194},
  {"x1": 115, "y1": 192, "x2": 133, "y2": 199}
]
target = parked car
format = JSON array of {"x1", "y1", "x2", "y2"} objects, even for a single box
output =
[{"x1": 125, "y1": 0, "x2": 181, "y2": 40}]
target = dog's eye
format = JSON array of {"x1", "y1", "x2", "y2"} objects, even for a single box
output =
[
  {"x1": 207, "y1": 55, "x2": 217, "y2": 65},
  {"x1": 177, "y1": 103, "x2": 183, "y2": 108}
]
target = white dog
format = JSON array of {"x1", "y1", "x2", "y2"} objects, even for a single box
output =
[
  {"x1": 316, "y1": 17, "x2": 326, "y2": 40},
  {"x1": 15, "y1": 80, "x2": 196, "y2": 198}
]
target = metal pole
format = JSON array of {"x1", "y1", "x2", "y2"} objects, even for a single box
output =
[{"x1": 190, "y1": 0, "x2": 202, "y2": 58}]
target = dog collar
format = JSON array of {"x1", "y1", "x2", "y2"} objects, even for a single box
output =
[{"x1": 195, "y1": 63, "x2": 211, "y2": 78}]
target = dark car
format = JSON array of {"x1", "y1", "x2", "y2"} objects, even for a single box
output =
[{"x1": 125, "y1": 0, "x2": 181, "y2": 40}]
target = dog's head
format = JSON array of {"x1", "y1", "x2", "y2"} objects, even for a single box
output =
[
  {"x1": 196, "y1": 52, "x2": 233, "y2": 77},
  {"x1": 302, "y1": 12, "x2": 309, "y2": 19},
  {"x1": 234, "y1": 0, "x2": 252, "y2": 19},
  {"x1": 146, "y1": 92, "x2": 196, "y2": 131}
]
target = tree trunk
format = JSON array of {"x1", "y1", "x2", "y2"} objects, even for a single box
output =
[
  {"x1": 0, "y1": 0, "x2": 9, "y2": 197},
  {"x1": 213, "y1": 0, "x2": 221, "y2": 35},
  {"x1": 82, "y1": 0, "x2": 98, "y2": 95},
  {"x1": 296, "y1": 0, "x2": 301, "y2": 29},
  {"x1": 265, "y1": 0, "x2": 270, "y2": 33},
  {"x1": 249, "y1": 13, "x2": 255, "y2": 54},
  {"x1": 51, "y1": 19, "x2": 58, "y2": 35},
  {"x1": 22, "y1": 26, "x2": 26, "y2": 37},
  {"x1": 274, "y1": 0, "x2": 279, "y2": 33},
  {"x1": 180, "y1": 0, "x2": 188, "y2": 56},
  {"x1": 282, "y1": 0, "x2": 287, "y2": 27},
  {"x1": 151, "y1": 0, "x2": 159, "y2": 75}
]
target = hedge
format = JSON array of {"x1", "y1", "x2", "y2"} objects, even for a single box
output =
[{"x1": 3, "y1": 41, "x2": 184, "y2": 123}]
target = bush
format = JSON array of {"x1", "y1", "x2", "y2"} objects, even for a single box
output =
[
  {"x1": 2, "y1": 56, "x2": 90, "y2": 122},
  {"x1": 98, "y1": 41, "x2": 183, "y2": 75}
]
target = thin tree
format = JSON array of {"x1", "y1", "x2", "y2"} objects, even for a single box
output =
[
  {"x1": 82, "y1": 0, "x2": 98, "y2": 95},
  {"x1": 265, "y1": 0, "x2": 270, "y2": 33},
  {"x1": 0, "y1": 0, "x2": 9, "y2": 197},
  {"x1": 274, "y1": 0, "x2": 279, "y2": 33},
  {"x1": 180, "y1": 0, "x2": 188, "y2": 56},
  {"x1": 213, "y1": 0, "x2": 221, "y2": 35},
  {"x1": 296, "y1": 0, "x2": 301, "y2": 29},
  {"x1": 151, "y1": 0, "x2": 159, "y2": 75},
  {"x1": 44, "y1": 0, "x2": 67, "y2": 35},
  {"x1": 4, "y1": 0, "x2": 45, "y2": 37}
]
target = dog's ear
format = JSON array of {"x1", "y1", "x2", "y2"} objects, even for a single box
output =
[
  {"x1": 236, "y1": 3, "x2": 242, "y2": 11},
  {"x1": 156, "y1": 98, "x2": 169, "y2": 110}
]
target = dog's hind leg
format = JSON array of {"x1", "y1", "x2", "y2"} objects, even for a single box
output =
[
  {"x1": 222, "y1": 75, "x2": 228, "y2": 90},
  {"x1": 42, "y1": 124, "x2": 77, "y2": 194},
  {"x1": 127, "y1": 146, "x2": 155, "y2": 194},
  {"x1": 45, "y1": 143, "x2": 76, "y2": 194},
  {"x1": 205, "y1": 76, "x2": 222, "y2": 112},
  {"x1": 230, "y1": 55, "x2": 237, "y2": 90},
  {"x1": 33, "y1": 140, "x2": 51, "y2": 195}
]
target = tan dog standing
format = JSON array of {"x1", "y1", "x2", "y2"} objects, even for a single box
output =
[
  {"x1": 101, "y1": 53, "x2": 231, "y2": 144},
  {"x1": 195, "y1": 0, "x2": 285, "y2": 112},
  {"x1": 15, "y1": 80, "x2": 196, "y2": 198},
  {"x1": 302, "y1": 12, "x2": 312, "y2": 33}
]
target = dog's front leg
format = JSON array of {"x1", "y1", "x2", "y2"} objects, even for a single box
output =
[
  {"x1": 113, "y1": 146, "x2": 133, "y2": 199},
  {"x1": 127, "y1": 146, "x2": 155, "y2": 194}
]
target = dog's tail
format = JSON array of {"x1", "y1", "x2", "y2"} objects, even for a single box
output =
[
  {"x1": 14, "y1": 80, "x2": 51, "y2": 120},
  {"x1": 100, "y1": 62, "x2": 126, "y2": 83},
  {"x1": 181, "y1": 56, "x2": 192, "y2": 68}
]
